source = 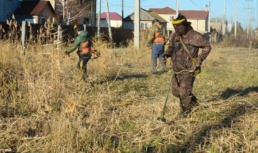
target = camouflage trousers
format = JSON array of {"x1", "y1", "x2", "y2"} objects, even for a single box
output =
[{"x1": 171, "y1": 72, "x2": 198, "y2": 114}]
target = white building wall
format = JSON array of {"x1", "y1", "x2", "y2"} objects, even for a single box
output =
[
  {"x1": 98, "y1": 20, "x2": 122, "y2": 28},
  {"x1": 158, "y1": 14, "x2": 176, "y2": 31},
  {"x1": 189, "y1": 19, "x2": 206, "y2": 33},
  {"x1": 110, "y1": 20, "x2": 122, "y2": 28}
]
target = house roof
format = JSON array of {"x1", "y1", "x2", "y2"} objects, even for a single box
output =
[
  {"x1": 99, "y1": 12, "x2": 122, "y2": 20},
  {"x1": 150, "y1": 6, "x2": 208, "y2": 20},
  {"x1": 178, "y1": 10, "x2": 208, "y2": 20},
  {"x1": 124, "y1": 8, "x2": 167, "y2": 23},
  {"x1": 13, "y1": 0, "x2": 55, "y2": 16},
  {"x1": 149, "y1": 7, "x2": 176, "y2": 14}
]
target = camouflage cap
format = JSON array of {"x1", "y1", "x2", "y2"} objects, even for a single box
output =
[{"x1": 152, "y1": 19, "x2": 160, "y2": 26}]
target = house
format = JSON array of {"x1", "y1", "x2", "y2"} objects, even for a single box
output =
[
  {"x1": 123, "y1": 8, "x2": 167, "y2": 30},
  {"x1": 210, "y1": 18, "x2": 223, "y2": 32},
  {"x1": 210, "y1": 18, "x2": 230, "y2": 35},
  {"x1": 150, "y1": 7, "x2": 209, "y2": 34},
  {"x1": 149, "y1": 7, "x2": 176, "y2": 33},
  {"x1": 97, "y1": 12, "x2": 122, "y2": 28},
  {"x1": 13, "y1": 0, "x2": 56, "y2": 24},
  {"x1": 178, "y1": 10, "x2": 209, "y2": 33},
  {"x1": 0, "y1": 0, "x2": 21, "y2": 22},
  {"x1": 227, "y1": 20, "x2": 233, "y2": 33}
]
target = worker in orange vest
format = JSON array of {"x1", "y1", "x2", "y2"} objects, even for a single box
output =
[
  {"x1": 65, "y1": 25, "x2": 99, "y2": 82},
  {"x1": 146, "y1": 19, "x2": 167, "y2": 74}
]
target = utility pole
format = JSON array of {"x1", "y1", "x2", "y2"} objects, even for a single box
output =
[
  {"x1": 105, "y1": 0, "x2": 113, "y2": 45},
  {"x1": 176, "y1": 0, "x2": 179, "y2": 17},
  {"x1": 234, "y1": 0, "x2": 237, "y2": 37},
  {"x1": 122, "y1": 0, "x2": 124, "y2": 28},
  {"x1": 208, "y1": 1, "x2": 210, "y2": 33},
  {"x1": 222, "y1": 0, "x2": 226, "y2": 35},
  {"x1": 207, "y1": 1, "x2": 211, "y2": 43},
  {"x1": 134, "y1": 0, "x2": 140, "y2": 50},
  {"x1": 246, "y1": 0, "x2": 254, "y2": 38},
  {"x1": 247, "y1": 0, "x2": 250, "y2": 37},
  {"x1": 97, "y1": 0, "x2": 101, "y2": 40}
]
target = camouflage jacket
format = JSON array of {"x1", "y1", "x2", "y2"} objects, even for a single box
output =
[{"x1": 164, "y1": 27, "x2": 211, "y2": 72}]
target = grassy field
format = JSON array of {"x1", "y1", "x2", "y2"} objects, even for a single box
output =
[{"x1": 0, "y1": 40, "x2": 258, "y2": 153}]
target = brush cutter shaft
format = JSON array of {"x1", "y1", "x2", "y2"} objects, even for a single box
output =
[{"x1": 161, "y1": 76, "x2": 172, "y2": 117}]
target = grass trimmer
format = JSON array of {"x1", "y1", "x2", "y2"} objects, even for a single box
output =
[{"x1": 157, "y1": 76, "x2": 172, "y2": 123}]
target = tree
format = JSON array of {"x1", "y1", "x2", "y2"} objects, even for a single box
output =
[
  {"x1": 230, "y1": 22, "x2": 244, "y2": 35},
  {"x1": 55, "y1": 0, "x2": 93, "y2": 25}
]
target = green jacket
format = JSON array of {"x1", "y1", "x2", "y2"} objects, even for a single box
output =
[
  {"x1": 146, "y1": 25, "x2": 166, "y2": 46},
  {"x1": 67, "y1": 30, "x2": 92, "y2": 54}
]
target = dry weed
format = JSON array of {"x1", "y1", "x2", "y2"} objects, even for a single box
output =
[{"x1": 0, "y1": 39, "x2": 258, "y2": 153}]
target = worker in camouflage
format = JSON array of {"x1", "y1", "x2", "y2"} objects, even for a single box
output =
[
  {"x1": 163, "y1": 14, "x2": 212, "y2": 115},
  {"x1": 65, "y1": 25, "x2": 98, "y2": 82},
  {"x1": 146, "y1": 19, "x2": 167, "y2": 74}
]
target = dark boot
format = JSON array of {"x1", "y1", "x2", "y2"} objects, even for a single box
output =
[
  {"x1": 190, "y1": 95, "x2": 199, "y2": 107},
  {"x1": 82, "y1": 67, "x2": 88, "y2": 83},
  {"x1": 180, "y1": 96, "x2": 193, "y2": 115}
]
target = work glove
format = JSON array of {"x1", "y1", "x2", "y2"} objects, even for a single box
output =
[
  {"x1": 196, "y1": 56, "x2": 202, "y2": 67},
  {"x1": 194, "y1": 66, "x2": 201, "y2": 76},
  {"x1": 92, "y1": 50, "x2": 100, "y2": 57},
  {"x1": 94, "y1": 51, "x2": 101, "y2": 57},
  {"x1": 162, "y1": 56, "x2": 167, "y2": 65},
  {"x1": 64, "y1": 51, "x2": 70, "y2": 56},
  {"x1": 194, "y1": 57, "x2": 202, "y2": 76},
  {"x1": 163, "y1": 54, "x2": 169, "y2": 65},
  {"x1": 162, "y1": 53, "x2": 170, "y2": 59}
]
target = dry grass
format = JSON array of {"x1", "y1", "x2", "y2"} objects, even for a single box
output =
[{"x1": 0, "y1": 38, "x2": 258, "y2": 153}]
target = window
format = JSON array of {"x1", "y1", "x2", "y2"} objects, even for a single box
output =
[
  {"x1": 145, "y1": 23, "x2": 148, "y2": 29},
  {"x1": 170, "y1": 16, "x2": 174, "y2": 21},
  {"x1": 140, "y1": 23, "x2": 144, "y2": 29}
]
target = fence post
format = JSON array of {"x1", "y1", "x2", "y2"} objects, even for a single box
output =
[
  {"x1": 57, "y1": 25, "x2": 62, "y2": 49},
  {"x1": 249, "y1": 40, "x2": 252, "y2": 52},
  {"x1": 21, "y1": 21, "x2": 26, "y2": 55},
  {"x1": 83, "y1": 24, "x2": 86, "y2": 30}
]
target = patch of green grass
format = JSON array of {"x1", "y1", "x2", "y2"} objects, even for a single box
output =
[
  {"x1": 196, "y1": 111, "x2": 222, "y2": 121},
  {"x1": 122, "y1": 81, "x2": 148, "y2": 92},
  {"x1": 205, "y1": 144, "x2": 222, "y2": 153}
]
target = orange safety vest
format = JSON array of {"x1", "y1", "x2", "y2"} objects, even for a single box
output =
[
  {"x1": 79, "y1": 41, "x2": 91, "y2": 54},
  {"x1": 153, "y1": 27, "x2": 165, "y2": 43}
]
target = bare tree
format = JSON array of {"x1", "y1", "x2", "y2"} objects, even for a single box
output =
[{"x1": 55, "y1": 0, "x2": 93, "y2": 25}]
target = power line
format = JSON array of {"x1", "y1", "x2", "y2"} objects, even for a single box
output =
[
  {"x1": 210, "y1": 10, "x2": 220, "y2": 18},
  {"x1": 108, "y1": 0, "x2": 166, "y2": 8},
  {"x1": 227, "y1": 0, "x2": 235, "y2": 10},
  {"x1": 190, "y1": 0, "x2": 204, "y2": 10},
  {"x1": 189, "y1": 0, "x2": 219, "y2": 18},
  {"x1": 141, "y1": 0, "x2": 166, "y2": 7}
]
